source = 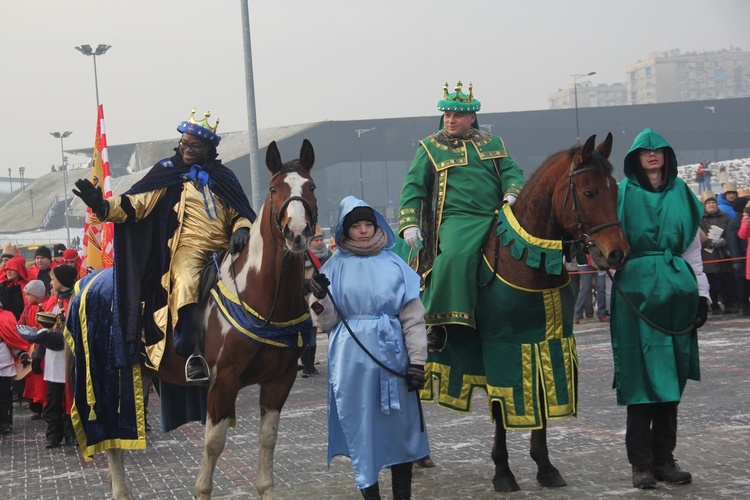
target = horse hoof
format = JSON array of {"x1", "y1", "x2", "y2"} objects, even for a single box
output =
[
  {"x1": 537, "y1": 467, "x2": 567, "y2": 488},
  {"x1": 493, "y1": 473, "x2": 521, "y2": 492}
]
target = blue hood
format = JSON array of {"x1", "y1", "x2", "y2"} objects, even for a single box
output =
[{"x1": 334, "y1": 196, "x2": 395, "y2": 251}]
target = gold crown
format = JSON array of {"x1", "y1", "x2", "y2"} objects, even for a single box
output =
[
  {"x1": 443, "y1": 81, "x2": 474, "y2": 102},
  {"x1": 187, "y1": 108, "x2": 219, "y2": 133}
]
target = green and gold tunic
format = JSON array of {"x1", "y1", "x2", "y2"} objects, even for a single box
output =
[{"x1": 398, "y1": 129, "x2": 525, "y2": 328}]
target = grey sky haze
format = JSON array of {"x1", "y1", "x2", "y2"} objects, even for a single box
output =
[{"x1": 2, "y1": 0, "x2": 749, "y2": 179}]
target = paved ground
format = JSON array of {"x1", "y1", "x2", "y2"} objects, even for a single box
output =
[{"x1": 2, "y1": 314, "x2": 749, "y2": 499}]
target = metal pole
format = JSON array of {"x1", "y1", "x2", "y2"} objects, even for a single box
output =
[
  {"x1": 92, "y1": 54, "x2": 100, "y2": 108},
  {"x1": 60, "y1": 137, "x2": 71, "y2": 247},
  {"x1": 240, "y1": 0, "x2": 261, "y2": 209},
  {"x1": 572, "y1": 72, "x2": 595, "y2": 144},
  {"x1": 8, "y1": 168, "x2": 12, "y2": 193},
  {"x1": 29, "y1": 188, "x2": 34, "y2": 217},
  {"x1": 358, "y1": 136, "x2": 364, "y2": 199},
  {"x1": 713, "y1": 111, "x2": 718, "y2": 163}
]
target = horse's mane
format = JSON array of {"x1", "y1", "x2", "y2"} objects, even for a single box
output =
[{"x1": 524, "y1": 146, "x2": 613, "y2": 192}]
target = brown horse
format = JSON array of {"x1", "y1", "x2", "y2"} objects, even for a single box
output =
[
  {"x1": 423, "y1": 133, "x2": 629, "y2": 492},
  {"x1": 72, "y1": 140, "x2": 317, "y2": 500}
]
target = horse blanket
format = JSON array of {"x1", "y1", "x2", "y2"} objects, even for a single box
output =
[
  {"x1": 65, "y1": 269, "x2": 147, "y2": 460},
  {"x1": 421, "y1": 205, "x2": 578, "y2": 429}
]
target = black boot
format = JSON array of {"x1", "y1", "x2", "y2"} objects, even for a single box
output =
[
  {"x1": 632, "y1": 464, "x2": 657, "y2": 489},
  {"x1": 426, "y1": 325, "x2": 447, "y2": 352},
  {"x1": 652, "y1": 460, "x2": 692, "y2": 484},
  {"x1": 391, "y1": 462, "x2": 413, "y2": 500},
  {"x1": 301, "y1": 347, "x2": 313, "y2": 378},
  {"x1": 360, "y1": 481, "x2": 381, "y2": 499}
]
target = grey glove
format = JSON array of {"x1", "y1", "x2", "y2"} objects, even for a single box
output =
[
  {"x1": 229, "y1": 227, "x2": 250, "y2": 254},
  {"x1": 713, "y1": 238, "x2": 727, "y2": 249},
  {"x1": 406, "y1": 364, "x2": 426, "y2": 392}
]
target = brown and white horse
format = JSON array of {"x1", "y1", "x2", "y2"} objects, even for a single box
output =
[{"x1": 103, "y1": 139, "x2": 317, "y2": 499}]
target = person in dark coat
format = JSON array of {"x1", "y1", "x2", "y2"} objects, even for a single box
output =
[{"x1": 700, "y1": 191, "x2": 738, "y2": 314}]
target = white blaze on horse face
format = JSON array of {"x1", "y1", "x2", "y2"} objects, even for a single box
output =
[{"x1": 283, "y1": 172, "x2": 311, "y2": 240}]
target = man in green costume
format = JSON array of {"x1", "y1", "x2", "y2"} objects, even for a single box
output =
[
  {"x1": 398, "y1": 82, "x2": 525, "y2": 351},
  {"x1": 611, "y1": 128, "x2": 710, "y2": 489}
]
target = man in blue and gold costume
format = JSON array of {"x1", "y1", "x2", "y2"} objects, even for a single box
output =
[
  {"x1": 73, "y1": 109, "x2": 255, "y2": 382},
  {"x1": 399, "y1": 82, "x2": 526, "y2": 351}
]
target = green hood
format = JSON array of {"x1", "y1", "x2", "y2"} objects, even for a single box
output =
[{"x1": 623, "y1": 128, "x2": 678, "y2": 189}]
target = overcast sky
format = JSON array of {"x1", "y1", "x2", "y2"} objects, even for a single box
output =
[{"x1": 3, "y1": 0, "x2": 749, "y2": 179}]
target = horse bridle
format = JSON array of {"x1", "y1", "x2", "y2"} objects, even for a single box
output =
[
  {"x1": 229, "y1": 169, "x2": 317, "y2": 327},
  {"x1": 562, "y1": 162, "x2": 621, "y2": 252}
]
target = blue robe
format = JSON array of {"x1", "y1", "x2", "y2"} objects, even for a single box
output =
[{"x1": 323, "y1": 196, "x2": 429, "y2": 489}]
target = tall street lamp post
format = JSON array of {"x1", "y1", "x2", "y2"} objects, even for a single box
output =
[
  {"x1": 19, "y1": 166, "x2": 25, "y2": 192},
  {"x1": 74, "y1": 44, "x2": 111, "y2": 108},
  {"x1": 8, "y1": 168, "x2": 12, "y2": 193},
  {"x1": 572, "y1": 71, "x2": 596, "y2": 144},
  {"x1": 50, "y1": 131, "x2": 73, "y2": 247},
  {"x1": 705, "y1": 106, "x2": 718, "y2": 162},
  {"x1": 356, "y1": 128, "x2": 376, "y2": 200}
]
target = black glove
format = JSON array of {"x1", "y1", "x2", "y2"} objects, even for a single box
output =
[
  {"x1": 229, "y1": 227, "x2": 250, "y2": 255},
  {"x1": 406, "y1": 364, "x2": 426, "y2": 392},
  {"x1": 31, "y1": 345, "x2": 46, "y2": 375},
  {"x1": 309, "y1": 273, "x2": 330, "y2": 299},
  {"x1": 72, "y1": 178, "x2": 108, "y2": 219},
  {"x1": 18, "y1": 351, "x2": 30, "y2": 367},
  {"x1": 695, "y1": 296, "x2": 709, "y2": 328}
]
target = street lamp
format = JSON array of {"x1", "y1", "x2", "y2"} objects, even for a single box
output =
[
  {"x1": 50, "y1": 131, "x2": 73, "y2": 247},
  {"x1": 572, "y1": 71, "x2": 596, "y2": 144},
  {"x1": 7, "y1": 168, "x2": 12, "y2": 193},
  {"x1": 356, "y1": 128, "x2": 376, "y2": 200},
  {"x1": 19, "y1": 166, "x2": 24, "y2": 192},
  {"x1": 705, "y1": 106, "x2": 718, "y2": 162},
  {"x1": 74, "y1": 44, "x2": 111, "y2": 108},
  {"x1": 479, "y1": 124, "x2": 493, "y2": 134}
]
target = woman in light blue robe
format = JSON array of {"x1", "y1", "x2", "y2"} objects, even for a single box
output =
[{"x1": 310, "y1": 196, "x2": 429, "y2": 498}]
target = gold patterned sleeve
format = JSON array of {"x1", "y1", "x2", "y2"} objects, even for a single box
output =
[{"x1": 104, "y1": 188, "x2": 168, "y2": 223}]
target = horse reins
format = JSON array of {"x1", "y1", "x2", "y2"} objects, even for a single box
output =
[
  {"x1": 563, "y1": 163, "x2": 622, "y2": 251},
  {"x1": 567, "y1": 167, "x2": 695, "y2": 337},
  {"x1": 229, "y1": 171, "x2": 318, "y2": 329},
  {"x1": 306, "y1": 251, "x2": 425, "y2": 433}
]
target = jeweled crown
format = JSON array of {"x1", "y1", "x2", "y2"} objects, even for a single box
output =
[
  {"x1": 186, "y1": 108, "x2": 219, "y2": 133},
  {"x1": 437, "y1": 81, "x2": 481, "y2": 112},
  {"x1": 443, "y1": 81, "x2": 474, "y2": 102}
]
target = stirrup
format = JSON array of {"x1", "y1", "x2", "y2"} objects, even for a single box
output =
[
  {"x1": 185, "y1": 354, "x2": 210, "y2": 382},
  {"x1": 426, "y1": 325, "x2": 448, "y2": 353}
]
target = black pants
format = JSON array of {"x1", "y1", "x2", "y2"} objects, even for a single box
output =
[
  {"x1": 173, "y1": 303, "x2": 201, "y2": 358},
  {"x1": 0, "y1": 376, "x2": 13, "y2": 428},
  {"x1": 626, "y1": 402, "x2": 678, "y2": 465},
  {"x1": 43, "y1": 381, "x2": 73, "y2": 443},
  {"x1": 707, "y1": 271, "x2": 738, "y2": 309}
]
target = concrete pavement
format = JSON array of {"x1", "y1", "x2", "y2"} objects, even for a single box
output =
[{"x1": 2, "y1": 314, "x2": 749, "y2": 499}]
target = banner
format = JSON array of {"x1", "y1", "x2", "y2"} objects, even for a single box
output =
[{"x1": 81, "y1": 104, "x2": 115, "y2": 272}]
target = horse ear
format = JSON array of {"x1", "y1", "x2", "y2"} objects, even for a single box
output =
[
  {"x1": 580, "y1": 134, "x2": 597, "y2": 164},
  {"x1": 266, "y1": 141, "x2": 283, "y2": 175},
  {"x1": 298, "y1": 139, "x2": 315, "y2": 171},
  {"x1": 596, "y1": 132, "x2": 613, "y2": 159}
]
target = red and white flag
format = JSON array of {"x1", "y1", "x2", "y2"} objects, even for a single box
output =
[{"x1": 81, "y1": 104, "x2": 115, "y2": 272}]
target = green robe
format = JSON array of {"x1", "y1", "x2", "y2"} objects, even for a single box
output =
[
  {"x1": 611, "y1": 128, "x2": 703, "y2": 406},
  {"x1": 398, "y1": 129, "x2": 525, "y2": 328}
]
